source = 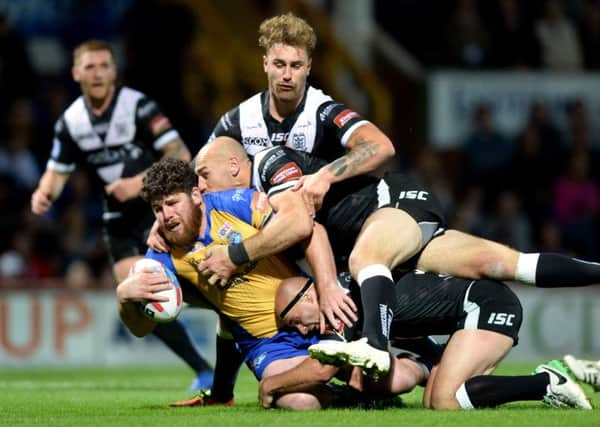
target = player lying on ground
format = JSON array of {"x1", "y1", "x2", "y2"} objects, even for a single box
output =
[
  {"x1": 271, "y1": 273, "x2": 592, "y2": 410},
  {"x1": 179, "y1": 137, "x2": 600, "y2": 375}
]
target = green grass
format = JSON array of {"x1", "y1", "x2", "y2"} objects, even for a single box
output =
[{"x1": 0, "y1": 362, "x2": 598, "y2": 426}]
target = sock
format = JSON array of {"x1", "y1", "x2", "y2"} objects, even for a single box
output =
[
  {"x1": 210, "y1": 335, "x2": 244, "y2": 402},
  {"x1": 152, "y1": 320, "x2": 212, "y2": 373},
  {"x1": 517, "y1": 253, "x2": 600, "y2": 288},
  {"x1": 357, "y1": 265, "x2": 394, "y2": 350},
  {"x1": 457, "y1": 374, "x2": 548, "y2": 408}
]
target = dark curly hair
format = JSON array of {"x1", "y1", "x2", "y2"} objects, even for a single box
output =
[{"x1": 140, "y1": 158, "x2": 197, "y2": 202}]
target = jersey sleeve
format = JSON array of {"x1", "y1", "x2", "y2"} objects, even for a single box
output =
[
  {"x1": 136, "y1": 96, "x2": 181, "y2": 152},
  {"x1": 145, "y1": 249, "x2": 177, "y2": 274},
  {"x1": 46, "y1": 116, "x2": 78, "y2": 174},
  {"x1": 206, "y1": 106, "x2": 242, "y2": 143},
  {"x1": 317, "y1": 101, "x2": 369, "y2": 147},
  {"x1": 253, "y1": 147, "x2": 303, "y2": 197}
]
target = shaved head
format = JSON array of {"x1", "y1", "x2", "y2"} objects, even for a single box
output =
[
  {"x1": 276, "y1": 276, "x2": 320, "y2": 334},
  {"x1": 194, "y1": 136, "x2": 251, "y2": 191}
]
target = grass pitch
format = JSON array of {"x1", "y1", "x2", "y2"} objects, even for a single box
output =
[{"x1": 1, "y1": 362, "x2": 598, "y2": 426}]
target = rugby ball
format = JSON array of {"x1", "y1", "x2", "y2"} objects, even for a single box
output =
[{"x1": 129, "y1": 258, "x2": 183, "y2": 323}]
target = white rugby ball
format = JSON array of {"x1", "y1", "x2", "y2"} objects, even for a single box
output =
[{"x1": 129, "y1": 258, "x2": 183, "y2": 323}]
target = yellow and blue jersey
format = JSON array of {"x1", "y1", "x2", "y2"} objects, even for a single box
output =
[{"x1": 146, "y1": 188, "x2": 318, "y2": 379}]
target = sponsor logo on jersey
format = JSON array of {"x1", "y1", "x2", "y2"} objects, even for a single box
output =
[
  {"x1": 270, "y1": 162, "x2": 302, "y2": 185},
  {"x1": 216, "y1": 222, "x2": 243, "y2": 244},
  {"x1": 150, "y1": 115, "x2": 171, "y2": 135},
  {"x1": 242, "y1": 136, "x2": 270, "y2": 147},
  {"x1": 137, "y1": 100, "x2": 156, "y2": 118},
  {"x1": 487, "y1": 312, "x2": 516, "y2": 326},
  {"x1": 271, "y1": 132, "x2": 290, "y2": 143},
  {"x1": 292, "y1": 133, "x2": 306, "y2": 150},
  {"x1": 333, "y1": 109, "x2": 359, "y2": 128},
  {"x1": 319, "y1": 102, "x2": 338, "y2": 121},
  {"x1": 231, "y1": 189, "x2": 247, "y2": 202},
  {"x1": 397, "y1": 190, "x2": 429, "y2": 201},
  {"x1": 251, "y1": 191, "x2": 270, "y2": 213}
]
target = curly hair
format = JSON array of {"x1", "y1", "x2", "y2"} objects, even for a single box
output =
[
  {"x1": 258, "y1": 12, "x2": 316, "y2": 57},
  {"x1": 140, "y1": 158, "x2": 197, "y2": 203}
]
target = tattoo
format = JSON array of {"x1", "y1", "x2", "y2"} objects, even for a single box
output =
[{"x1": 327, "y1": 139, "x2": 379, "y2": 177}]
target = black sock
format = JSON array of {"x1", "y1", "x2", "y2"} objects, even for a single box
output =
[
  {"x1": 210, "y1": 335, "x2": 243, "y2": 402},
  {"x1": 460, "y1": 374, "x2": 548, "y2": 408},
  {"x1": 358, "y1": 269, "x2": 395, "y2": 350},
  {"x1": 536, "y1": 253, "x2": 600, "y2": 288},
  {"x1": 152, "y1": 320, "x2": 212, "y2": 373}
]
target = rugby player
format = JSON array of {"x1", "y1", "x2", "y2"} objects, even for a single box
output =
[
  {"x1": 189, "y1": 138, "x2": 600, "y2": 376},
  {"x1": 268, "y1": 274, "x2": 592, "y2": 410},
  {"x1": 30, "y1": 40, "x2": 213, "y2": 391}
]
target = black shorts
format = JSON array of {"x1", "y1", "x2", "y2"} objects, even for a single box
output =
[
  {"x1": 458, "y1": 279, "x2": 523, "y2": 345},
  {"x1": 102, "y1": 210, "x2": 154, "y2": 264},
  {"x1": 325, "y1": 173, "x2": 447, "y2": 263}
]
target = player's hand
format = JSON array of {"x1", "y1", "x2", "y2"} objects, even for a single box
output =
[
  {"x1": 31, "y1": 188, "x2": 53, "y2": 215},
  {"x1": 116, "y1": 269, "x2": 172, "y2": 303},
  {"x1": 146, "y1": 219, "x2": 170, "y2": 252},
  {"x1": 318, "y1": 283, "x2": 357, "y2": 333},
  {"x1": 291, "y1": 172, "x2": 330, "y2": 213},
  {"x1": 258, "y1": 377, "x2": 276, "y2": 409},
  {"x1": 197, "y1": 245, "x2": 235, "y2": 287},
  {"x1": 105, "y1": 176, "x2": 143, "y2": 202}
]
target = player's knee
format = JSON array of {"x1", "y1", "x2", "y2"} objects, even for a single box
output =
[
  {"x1": 429, "y1": 388, "x2": 461, "y2": 410},
  {"x1": 275, "y1": 392, "x2": 322, "y2": 410}
]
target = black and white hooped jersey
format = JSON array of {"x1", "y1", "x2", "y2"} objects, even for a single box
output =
[
  {"x1": 207, "y1": 86, "x2": 369, "y2": 162},
  {"x1": 47, "y1": 86, "x2": 180, "y2": 219}
]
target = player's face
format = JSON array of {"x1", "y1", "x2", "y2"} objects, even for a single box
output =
[
  {"x1": 151, "y1": 191, "x2": 202, "y2": 247},
  {"x1": 195, "y1": 153, "x2": 236, "y2": 193},
  {"x1": 263, "y1": 43, "x2": 311, "y2": 107},
  {"x1": 72, "y1": 49, "x2": 117, "y2": 102},
  {"x1": 282, "y1": 289, "x2": 320, "y2": 335}
]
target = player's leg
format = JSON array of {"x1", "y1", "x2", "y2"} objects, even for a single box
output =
[
  {"x1": 417, "y1": 229, "x2": 600, "y2": 288},
  {"x1": 348, "y1": 207, "x2": 423, "y2": 355},
  {"x1": 426, "y1": 280, "x2": 591, "y2": 410}
]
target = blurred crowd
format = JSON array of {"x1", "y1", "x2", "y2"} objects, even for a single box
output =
[{"x1": 1, "y1": 0, "x2": 599, "y2": 288}]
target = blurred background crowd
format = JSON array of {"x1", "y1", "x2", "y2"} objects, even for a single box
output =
[{"x1": 0, "y1": 0, "x2": 599, "y2": 288}]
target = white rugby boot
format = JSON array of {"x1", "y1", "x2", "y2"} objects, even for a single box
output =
[
  {"x1": 563, "y1": 354, "x2": 600, "y2": 391},
  {"x1": 309, "y1": 337, "x2": 390, "y2": 377},
  {"x1": 534, "y1": 360, "x2": 592, "y2": 409}
]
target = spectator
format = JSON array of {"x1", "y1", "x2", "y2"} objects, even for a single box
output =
[
  {"x1": 579, "y1": 0, "x2": 600, "y2": 69},
  {"x1": 488, "y1": 0, "x2": 540, "y2": 68},
  {"x1": 462, "y1": 103, "x2": 514, "y2": 203},
  {"x1": 446, "y1": 0, "x2": 491, "y2": 68},
  {"x1": 535, "y1": 0, "x2": 583, "y2": 70},
  {"x1": 481, "y1": 190, "x2": 532, "y2": 251},
  {"x1": 552, "y1": 151, "x2": 600, "y2": 257}
]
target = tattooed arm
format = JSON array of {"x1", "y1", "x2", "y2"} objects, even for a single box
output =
[{"x1": 294, "y1": 122, "x2": 395, "y2": 209}]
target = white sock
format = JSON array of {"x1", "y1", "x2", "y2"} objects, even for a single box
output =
[
  {"x1": 455, "y1": 382, "x2": 475, "y2": 409},
  {"x1": 356, "y1": 264, "x2": 393, "y2": 286},
  {"x1": 515, "y1": 253, "x2": 540, "y2": 285}
]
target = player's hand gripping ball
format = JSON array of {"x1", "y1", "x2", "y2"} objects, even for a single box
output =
[{"x1": 130, "y1": 258, "x2": 183, "y2": 322}]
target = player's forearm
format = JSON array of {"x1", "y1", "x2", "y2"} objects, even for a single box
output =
[
  {"x1": 261, "y1": 358, "x2": 338, "y2": 395},
  {"x1": 241, "y1": 204, "x2": 313, "y2": 263},
  {"x1": 322, "y1": 124, "x2": 395, "y2": 185},
  {"x1": 37, "y1": 169, "x2": 69, "y2": 201},
  {"x1": 161, "y1": 139, "x2": 191, "y2": 161},
  {"x1": 304, "y1": 222, "x2": 337, "y2": 289},
  {"x1": 117, "y1": 300, "x2": 156, "y2": 337}
]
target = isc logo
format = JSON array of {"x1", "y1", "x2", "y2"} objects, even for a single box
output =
[
  {"x1": 398, "y1": 190, "x2": 428, "y2": 200},
  {"x1": 487, "y1": 312, "x2": 515, "y2": 326},
  {"x1": 271, "y1": 132, "x2": 289, "y2": 142}
]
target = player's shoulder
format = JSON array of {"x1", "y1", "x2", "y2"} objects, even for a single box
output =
[{"x1": 203, "y1": 188, "x2": 257, "y2": 209}]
